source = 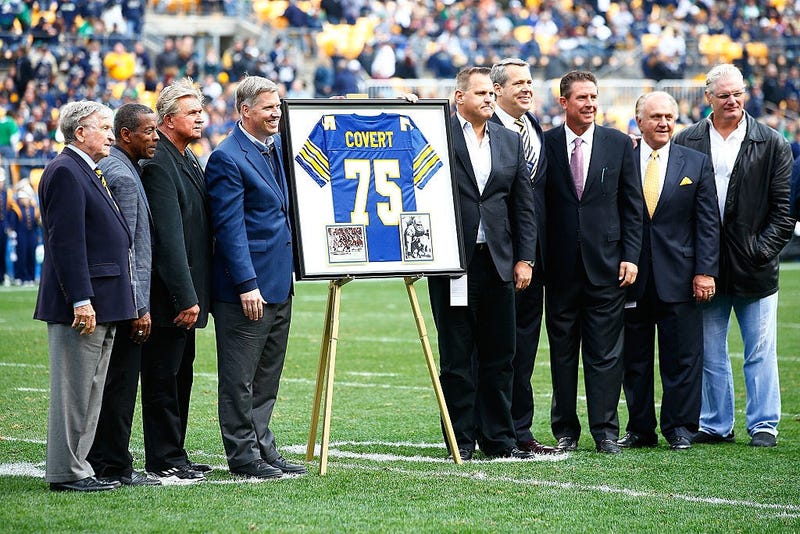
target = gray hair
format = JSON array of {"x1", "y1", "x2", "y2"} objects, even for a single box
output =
[
  {"x1": 635, "y1": 91, "x2": 679, "y2": 120},
  {"x1": 155, "y1": 77, "x2": 204, "y2": 125},
  {"x1": 490, "y1": 58, "x2": 530, "y2": 87},
  {"x1": 59, "y1": 100, "x2": 113, "y2": 144},
  {"x1": 705, "y1": 64, "x2": 744, "y2": 94},
  {"x1": 235, "y1": 76, "x2": 280, "y2": 114}
]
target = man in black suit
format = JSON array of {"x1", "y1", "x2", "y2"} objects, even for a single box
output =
[
  {"x1": 88, "y1": 103, "x2": 162, "y2": 486},
  {"x1": 619, "y1": 91, "x2": 720, "y2": 451},
  {"x1": 428, "y1": 66, "x2": 537, "y2": 461},
  {"x1": 488, "y1": 58, "x2": 559, "y2": 456},
  {"x1": 543, "y1": 71, "x2": 643, "y2": 454},
  {"x1": 35, "y1": 101, "x2": 136, "y2": 491},
  {"x1": 140, "y1": 78, "x2": 213, "y2": 484}
]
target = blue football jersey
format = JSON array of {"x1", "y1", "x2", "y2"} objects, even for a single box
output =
[{"x1": 296, "y1": 113, "x2": 442, "y2": 262}]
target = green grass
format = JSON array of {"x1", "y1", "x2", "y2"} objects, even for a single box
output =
[{"x1": 1, "y1": 269, "x2": 799, "y2": 532}]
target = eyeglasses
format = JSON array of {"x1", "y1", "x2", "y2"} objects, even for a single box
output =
[{"x1": 710, "y1": 89, "x2": 747, "y2": 100}]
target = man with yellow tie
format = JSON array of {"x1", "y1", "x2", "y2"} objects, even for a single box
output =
[{"x1": 618, "y1": 91, "x2": 720, "y2": 451}]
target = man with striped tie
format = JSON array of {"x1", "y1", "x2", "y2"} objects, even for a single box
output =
[{"x1": 488, "y1": 58, "x2": 559, "y2": 456}]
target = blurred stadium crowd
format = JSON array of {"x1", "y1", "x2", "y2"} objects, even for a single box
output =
[{"x1": 1, "y1": 0, "x2": 799, "y2": 283}]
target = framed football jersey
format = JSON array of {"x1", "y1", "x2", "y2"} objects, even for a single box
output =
[{"x1": 282, "y1": 99, "x2": 465, "y2": 280}]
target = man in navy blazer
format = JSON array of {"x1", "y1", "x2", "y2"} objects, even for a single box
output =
[
  {"x1": 543, "y1": 71, "x2": 643, "y2": 454},
  {"x1": 619, "y1": 91, "x2": 720, "y2": 451},
  {"x1": 205, "y1": 76, "x2": 305, "y2": 479},
  {"x1": 88, "y1": 103, "x2": 161, "y2": 486},
  {"x1": 488, "y1": 58, "x2": 559, "y2": 456},
  {"x1": 35, "y1": 101, "x2": 136, "y2": 491},
  {"x1": 428, "y1": 67, "x2": 537, "y2": 460}
]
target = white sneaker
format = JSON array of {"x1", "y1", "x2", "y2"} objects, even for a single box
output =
[{"x1": 149, "y1": 464, "x2": 205, "y2": 485}]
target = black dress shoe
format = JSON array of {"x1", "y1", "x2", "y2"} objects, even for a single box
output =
[
  {"x1": 518, "y1": 439, "x2": 564, "y2": 455},
  {"x1": 692, "y1": 430, "x2": 735, "y2": 444},
  {"x1": 668, "y1": 435, "x2": 692, "y2": 450},
  {"x1": 188, "y1": 461, "x2": 213, "y2": 473},
  {"x1": 596, "y1": 439, "x2": 622, "y2": 454},
  {"x1": 490, "y1": 447, "x2": 535, "y2": 460},
  {"x1": 556, "y1": 436, "x2": 578, "y2": 452},
  {"x1": 100, "y1": 470, "x2": 162, "y2": 486},
  {"x1": 230, "y1": 459, "x2": 282, "y2": 479},
  {"x1": 267, "y1": 455, "x2": 307, "y2": 475},
  {"x1": 447, "y1": 448, "x2": 474, "y2": 461},
  {"x1": 617, "y1": 432, "x2": 658, "y2": 448},
  {"x1": 50, "y1": 476, "x2": 120, "y2": 492}
]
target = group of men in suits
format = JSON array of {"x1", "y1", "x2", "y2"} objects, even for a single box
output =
[
  {"x1": 37, "y1": 75, "x2": 304, "y2": 491},
  {"x1": 432, "y1": 60, "x2": 794, "y2": 460}
]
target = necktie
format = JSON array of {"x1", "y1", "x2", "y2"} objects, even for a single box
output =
[
  {"x1": 643, "y1": 149, "x2": 660, "y2": 218},
  {"x1": 570, "y1": 137, "x2": 584, "y2": 199},
  {"x1": 514, "y1": 117, "x2": 537, "y2": 179},
  {"x1": 262, "y1": 144, "x2": 285, "y2": 196},
  {"x1": 95, "y1": 167, "x2": 119, "y2": 210}
]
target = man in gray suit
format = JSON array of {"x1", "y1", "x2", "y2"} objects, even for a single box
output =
[
  {"x1": 88, "y1": 103, "x2": 161, "y2": 486},
  {"x1": 205, "y1": 76, "x2": 305, "y2": 479}
]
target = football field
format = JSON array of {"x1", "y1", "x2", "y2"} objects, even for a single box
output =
[{"x1": 1, "y1": 268, "x2": 799, "y2": 532}]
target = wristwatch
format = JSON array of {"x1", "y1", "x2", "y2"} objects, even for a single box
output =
[{"x1": 520, "y1": 260, "x2": 534, "y2": 267}]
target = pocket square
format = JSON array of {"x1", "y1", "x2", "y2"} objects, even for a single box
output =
[{"x1": 680, "y1": 177, "x2": 693, "y2": 186}]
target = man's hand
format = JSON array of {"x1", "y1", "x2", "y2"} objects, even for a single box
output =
[
  {"x1": 130, "y1": 312, "x2": 151, "y2": 343},
  {"x1": 174, "y1": 304, "x2": 200, "y2": 330},
  {"x1": 513, "y1": 261, "x2": 533, "y2": 291},
  {"x1": 693, "y1": 274, "x2": 716, "y2": 302},
  {"x1": 240, "y1": 288, "x2": 268, "y2": 321},
  {"x1": 618, "y1": 261, "x2": 638, "y2": 287},
  {"x1": 72, "y1": 303, "x2": 96, "y2": 335}
]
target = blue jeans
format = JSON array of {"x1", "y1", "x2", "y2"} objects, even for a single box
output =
[{"x1": 701, "y1": 293, "x2": 781, "y2": 437}]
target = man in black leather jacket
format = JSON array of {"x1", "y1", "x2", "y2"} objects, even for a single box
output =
[{"x1": 673, "y1": 63, "x2": 795, "y2": 448}]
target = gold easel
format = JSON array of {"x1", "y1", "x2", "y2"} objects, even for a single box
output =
[{"x1": 305, "y1": 276, "x2": 462, "y2": 474}]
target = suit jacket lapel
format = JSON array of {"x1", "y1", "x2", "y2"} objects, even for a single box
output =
[
  {"x1": 657, "y1": 144, "x2": 685, "y2": 212},
  {"x1": 550, "y1": 126, "x2": 575, "y2": 196},
  {"x1": 68, "y1": 150, "x2": 131, "y2": 242},
  {"x1": 235, "y1": 127, "x2": 287, "y2": 210},
  {"x1": 110, "y1": 146, "x2": 152, "y2": 217},
  {"x1": 451, "y1": 116, "x2": 479, "y2": 192},
  {"x1": 584, "y1": 126, "x2": 606, "y2": 197}
]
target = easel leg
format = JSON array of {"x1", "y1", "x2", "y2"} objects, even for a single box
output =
[
  {"x1": 306, "y1": 281, "x2": 335, "y2": 462},
  {"x1": 306, "y1": 278, "x2": 351, "y2": 475},
  {"x1": 404, "y1": 277, "x2": 462, "y2": 465}
]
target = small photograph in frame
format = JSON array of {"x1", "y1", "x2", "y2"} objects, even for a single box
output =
[
  {"x1": 326, "y1": 224, "x2": 368, "y2": 264},
  {"x1": 400, "y1": 213, "x2": 433, "y2": 262}
]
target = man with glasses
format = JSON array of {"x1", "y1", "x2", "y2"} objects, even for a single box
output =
[
  {"x1": 673, "y1": 63, "x2": 795, "y2": 448},
  {"x1": 35, "y1": 101, "x2": 136, "y2": 491}
]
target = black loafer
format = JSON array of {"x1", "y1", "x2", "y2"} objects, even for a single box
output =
[
  {"x1": 489, "y1": 447, "x2": 535, "y2": 460},
  {"x1": 596, "y1": 439, "x2": 622, "y2": 454},
  {"x1": 617, "y1": 432, "x2": 658, "y2": 448},
  {"x1": 556, "y1": 436, "x2": 578, "y2": 452},
  {"x1": 447, "y1": 448, "x2": 474, "y2": 461},
  {"x1": 267, "y1": 455, "x2": 307, "y2": 475},
  {"x1": 50, "y1": 476, "x2": 120, "y2": 492},
  {"x1": 230, "y1": 459, "x2": 282, "y2": 479}
]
